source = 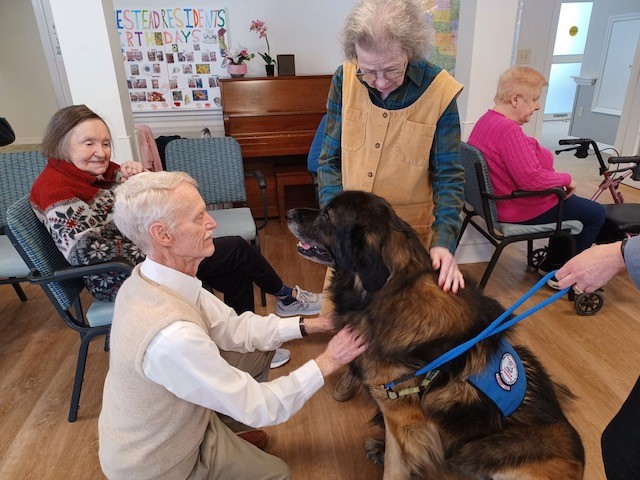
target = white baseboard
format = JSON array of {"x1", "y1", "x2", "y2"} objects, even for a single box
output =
[{"x1": 455, "y1": 227, "x2": 493, "y2": 265}]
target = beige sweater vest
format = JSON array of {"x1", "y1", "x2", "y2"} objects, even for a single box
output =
[
  {"x1": 99, "y1": 265, "x2": 210, "y2": 480},
  {"x1": 341, "y1": 60, "x2": 462, "y2": 245}
]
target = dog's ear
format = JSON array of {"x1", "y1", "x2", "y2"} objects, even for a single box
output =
[{"x1": 349, "y1": 225, "x2": 390, "y2": 293}]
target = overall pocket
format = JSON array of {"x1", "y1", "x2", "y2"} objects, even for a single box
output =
[
  {"x1": 393, "y1": 120, "x2": 436, "y2": 167},
  {"x1": 342, "y1": 107, "x2": 367, "y2": 152}
]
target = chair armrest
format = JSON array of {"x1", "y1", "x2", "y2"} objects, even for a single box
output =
[
  {"x1": 483, "y1": 187, "x2": 570, "y2": 235},
  {"x1": 485, "y1": 186, "x2": 567, "y2": 201},
  {"x1": 28, "y1": 260, "x2": 134, "y2": 284},
  {"x1": 245, "y1": 170, "x2": 269, "y2": 230}
]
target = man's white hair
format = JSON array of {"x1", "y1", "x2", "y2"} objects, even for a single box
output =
[{"x1": 113, "y1": 171, "x2": 198, "y2": 255}]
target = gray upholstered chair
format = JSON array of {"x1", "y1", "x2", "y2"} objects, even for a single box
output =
[
  {"x1": 164, "y1": 136, "x2": 268, "y2": 305},
  {"x1": 458, "y1": 142, "x2": 582, "y2": 290},
  {"x1": 6, "y1": 195, "x2": 132, "y2": 422},
  {"x1": 0, "y1": 151, "x2": 48, "y2": 301}
]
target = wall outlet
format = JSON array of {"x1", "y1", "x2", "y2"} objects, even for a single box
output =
[
  {"x1": 516, "y1": 48, "x2": 531, "y2": 65},
  {"x1": 578, "y1": 106, "x2": 584, "y2": 117}
]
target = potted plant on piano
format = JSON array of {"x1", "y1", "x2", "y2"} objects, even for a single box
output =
[
  {"x1": 222, "y1": 46, "x2": 254, "y2": 78},
  {"x1": 250, "y1": 20, "x2": 275, "y2": 76}
]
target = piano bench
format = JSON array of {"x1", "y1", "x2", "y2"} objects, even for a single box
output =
[{"x1": 275, "y1": 164, "x2": 315, "y2": 227}]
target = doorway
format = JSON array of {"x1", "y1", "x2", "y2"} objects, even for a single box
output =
[{"x1": 543, "y1": 1, "x2": 593, "y2": 121}]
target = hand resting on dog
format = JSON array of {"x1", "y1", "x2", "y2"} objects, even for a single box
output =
[{"x1": 315, "y1": 326, "x2": 368, "y2": 377}]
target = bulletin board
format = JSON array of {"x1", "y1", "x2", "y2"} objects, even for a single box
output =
[{"x1": 113, "y1": 4, "x2": 229, "y2": 111}]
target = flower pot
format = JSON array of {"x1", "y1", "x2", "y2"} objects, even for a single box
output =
[
  {"x1": 227, "y1": 64, "x2": 247, "y2": 78},
  {"x1": 265, "y1": 64, "x2": 275, "y2": 77}
]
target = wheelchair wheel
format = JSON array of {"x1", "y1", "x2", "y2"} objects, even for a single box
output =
[
  {"x1": 528, "y1": 247, "x2": 548, "y2": 269},
  {"x1": 574, "y1": 291, "x2": 605, "y2": 316}
]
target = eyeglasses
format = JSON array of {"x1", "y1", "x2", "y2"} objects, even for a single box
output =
[{"x1": 356, "y1": 63, "x2": 407, "y2": 84}]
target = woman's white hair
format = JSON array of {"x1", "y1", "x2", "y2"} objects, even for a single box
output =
[
  {"x1": 340, "y1": 0, "x2": 433, "y2": 62},
  {"x1": 113, "y1": 171, "x2": 197, "y2": 255},
  {"x1": 494, "y1": 66, "x2": 548, "y2": 104}
]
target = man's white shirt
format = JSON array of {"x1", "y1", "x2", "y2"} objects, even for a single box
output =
[{"x1": 140, "y1": 257, "x2": 324, "y2": 428}]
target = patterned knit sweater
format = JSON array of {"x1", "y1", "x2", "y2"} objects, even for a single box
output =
[
  {"x1": 467, "y1": 109, "x2": 572, "y2": 223},
  {"x1": 30, "y1": 159, "x2": 145, "y2": 301}
]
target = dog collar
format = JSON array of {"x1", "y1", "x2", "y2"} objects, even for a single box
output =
[{"x1": 376, "y1": 370, "x2": 440, "y2": 399}]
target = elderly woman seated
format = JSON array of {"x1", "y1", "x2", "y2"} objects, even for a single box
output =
[
  {"x1": 30, "y1": 105, "x2": 323, "y2": 368},
  {"x1": 468, "y1": 66, "x2": 606, "y2": 288}
]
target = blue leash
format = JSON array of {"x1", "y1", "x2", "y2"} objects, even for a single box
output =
[{"x1": 383, "y1": 270, "x2": 570, "y2": 393}]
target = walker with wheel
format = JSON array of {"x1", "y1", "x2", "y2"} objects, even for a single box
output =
[{"x1": 552, "y1": 138, "x2": 640, "y2": 315}]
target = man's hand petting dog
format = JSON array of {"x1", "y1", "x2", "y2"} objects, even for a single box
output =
[{"x1": 315, "y1": 326, "x2": 368, "y2": 378}]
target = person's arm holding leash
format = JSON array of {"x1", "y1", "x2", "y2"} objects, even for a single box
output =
[
  {"x1": 556, "y1": 236, "x2": 640, "y2": 292},
  {"x1": 557, "y1": 235, "x2": 640, "y2": 479}
]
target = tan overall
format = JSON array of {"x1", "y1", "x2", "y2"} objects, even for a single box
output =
[{"x1": 320, "y1": 61, "x2": 463, "y2": 314}]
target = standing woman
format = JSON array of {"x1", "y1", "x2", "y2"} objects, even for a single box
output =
[{"x1": 318, "y1": 0, "x2": 466, "y2": 402}]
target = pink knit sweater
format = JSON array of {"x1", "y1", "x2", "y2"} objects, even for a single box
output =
[{"x1": 467, "y1": 109, "x2": 572, "y2": 222}]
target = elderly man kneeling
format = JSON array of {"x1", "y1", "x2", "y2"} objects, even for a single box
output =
[{"x1": 98, "y1": 171, "x2": 366, "y2": 480}]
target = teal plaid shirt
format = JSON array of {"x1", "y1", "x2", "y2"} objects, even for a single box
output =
[{"x1": 317, "y1": 59, "x2": 464, "y2": 253}]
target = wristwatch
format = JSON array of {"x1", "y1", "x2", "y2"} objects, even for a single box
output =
[
  {"x1": 299, "y1": 318, "x2": 308, "y2": 337},
  {"x1": 621, "y1": 238, "x2": 629, "y2": 262}
]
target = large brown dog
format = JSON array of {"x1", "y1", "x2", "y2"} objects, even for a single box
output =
[{"x1": 287, "y1": 191, "x2": 584, "y2": 480}]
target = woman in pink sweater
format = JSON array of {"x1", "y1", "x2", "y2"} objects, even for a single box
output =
[{"x1": 468, "y1": 66, "x2": 605, "y2": 285}]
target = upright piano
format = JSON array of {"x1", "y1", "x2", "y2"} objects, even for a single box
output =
[{"x1": 219, "y1": 75, "x2": 332, "y2": 218}]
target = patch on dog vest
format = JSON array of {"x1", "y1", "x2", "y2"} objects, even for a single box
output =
[{"x1": 467, "y1": 338, "x2": 526, "y2": 416}]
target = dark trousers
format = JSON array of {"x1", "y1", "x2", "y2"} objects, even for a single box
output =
[
  {"x1": 521, "y1": 195, "x2": 606, "y2": 267},
  {"x1": 196, "y1": 236, "x2": 283, "y2": 313},
  {"x1": 601, "y1": 375, "x2": 640, "y2": 480}
]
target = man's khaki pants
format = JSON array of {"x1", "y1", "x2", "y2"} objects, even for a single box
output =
[{"x1": 187, "y1": 349, "x2": 290, "y2": 479}]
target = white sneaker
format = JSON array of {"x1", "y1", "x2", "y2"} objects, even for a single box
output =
[
  {"x1": 275, "y1": 286, "x2": 322, "y2": 317},
  {"x1": 546, "y1": 275, "x2": 562, "y2": 290},
  {"x1": 270, "y1": 348, "x2": 291, "y2": 369}
]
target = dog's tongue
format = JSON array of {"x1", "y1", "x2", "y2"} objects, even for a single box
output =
[{"x1": 297, "y1": 241, "x2": 312, "y2": 251}]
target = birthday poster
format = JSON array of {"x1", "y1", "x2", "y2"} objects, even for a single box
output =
[{"x1": 114, "y1": 5, "x2": 228, "y2": 111}]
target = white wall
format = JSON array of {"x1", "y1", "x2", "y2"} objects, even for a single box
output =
[
  {"x1": 570, "y1": 0, "x2": 640, "y2": 147},
  {"x1": 456, "y1": 0, "x2": 519, "y2": 141},
  {"x1": 48, "y1": 0, "x2": 137, "y2": 162},
  {"x1": 515, "y1": 0, "x2": 559, "y2": 139},
  {"x1": 0, "y1": 0, "x2": 58, "y2": 144}
]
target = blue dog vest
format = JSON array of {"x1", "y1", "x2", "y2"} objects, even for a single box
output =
[{"x1": 467, "y1": 338, "x2": 526, "y2": 416}]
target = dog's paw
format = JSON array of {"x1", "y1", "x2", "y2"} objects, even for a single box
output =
[{"x1": 364, "y1": 437, "x2": 385, "y2": 465}]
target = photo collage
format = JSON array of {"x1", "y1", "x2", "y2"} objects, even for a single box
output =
[{"x1": 116, "y1": 6, "x2": 228, "y2": 111}]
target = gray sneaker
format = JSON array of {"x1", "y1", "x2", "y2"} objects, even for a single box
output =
[
  {"x1": 270, "y1": 348, "x2": 291, "y2": 369},
  {"x1": 276, "y1": 286, "x2": 322, "y2": 317}
]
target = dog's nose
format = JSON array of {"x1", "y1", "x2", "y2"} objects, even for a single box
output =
[{"x1": 285, "y1": 209, "x2": 296, "y2": 221}]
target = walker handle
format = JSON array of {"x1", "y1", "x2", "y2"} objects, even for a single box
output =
[
  {"x1": 558, "y1": 138, "x2": 590, "y2": 145},
  {"x1": 608, "y1": 156, "x2": 640, "y2": 164}
]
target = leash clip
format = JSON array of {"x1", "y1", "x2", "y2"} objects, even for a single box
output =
[{"x1": 383, "y1": 370, "x2": 439, "y2": 399}]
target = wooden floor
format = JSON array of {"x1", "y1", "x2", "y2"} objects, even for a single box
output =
[{"x1": 1, "y1": 153, "x2": 639, "y2": 479}]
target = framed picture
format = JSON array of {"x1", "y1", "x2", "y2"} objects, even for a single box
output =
[{"x1": 277, "y1": 54, "x2": 295, "y2": 76}]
